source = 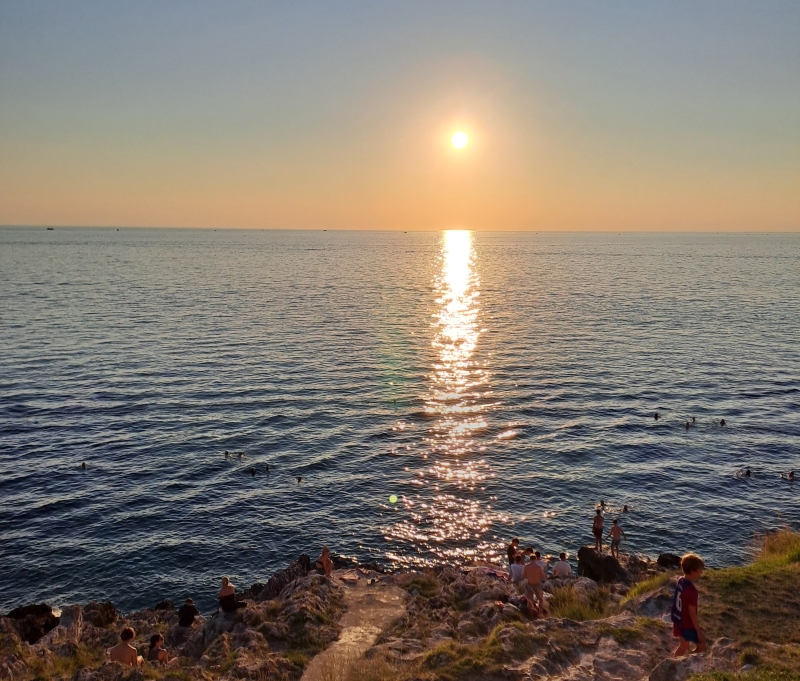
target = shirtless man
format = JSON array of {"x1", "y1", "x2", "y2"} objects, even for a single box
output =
[
  {"x1": 592, "y1": 509, "x2": 604, "y2": 551},
  {"x1": 607, "y1": 519, "x2": 627, "y2": 559},
  {"x1": 109, "y1": 627, "x2": 143, "y2": 666},
  {"x1": 523, "y1": 556, "x2": 547, "y2": 616}
]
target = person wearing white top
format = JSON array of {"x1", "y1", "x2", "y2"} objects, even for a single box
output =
[
  {"x1": 552, "y1": 552, "x2": 572, "y2": 579},
  {"x1": 509, "y1": 554, "x2": 525, "y2": 585}
]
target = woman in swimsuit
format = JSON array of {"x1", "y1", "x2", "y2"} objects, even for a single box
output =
[
  {"x1": 315, "y1": 546, "x2": 333, "y2": 577},
  {"x1": 147, "y1": 634, "x2": 169, "y2": 663}
]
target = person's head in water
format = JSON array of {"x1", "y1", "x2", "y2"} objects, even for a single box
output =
[
  {"x1": 685, "y1": 422, "x2": 690, "y2": 430},
  {"x1": 692, "y1": 417, "x2": 696, "y2": 423},
  {"x1": 120, "y1": 627, "x2": 135, "y2": 642},
  {"x1": 600, "y1": 499, "x2": 605, "y2": 507},
  {"x1": 654, "y1": 412, "x2": 659, "y2": 420},
  {"x1": 81, "y1": 462, "x2": 86, "y2": 470},
  {"x1": 789, "y1": 471, "x2": 795, "y2": 480},
  {"x1": 720, "y1": 419, "x2": 726, "y2": 426},
  {"x1": 745, "y1": 468, "x2": 751, "y2": 477},
  {"x1": 149, "y1": 634, "x2": 164, "y2": 650},
  {"x1": 623, "y1": 505, "x2": 629, "y2": 512},
  {"x1": 250, "y1": 467, "x2": 255, "y2": 477}
]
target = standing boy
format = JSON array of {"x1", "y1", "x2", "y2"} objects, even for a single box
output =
[
  {"x1": 592, "y1": 509, "x2": 604, "y2": 551},
  {"x1": 671, "y1": 553, "x2": 707, "y2": 656},
  {"x1": 606, "y1": 519, "x2": 627, "y2": 559}
]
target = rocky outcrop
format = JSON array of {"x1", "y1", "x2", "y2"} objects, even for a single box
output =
[
  {"x1": 657, "y1": 552, "x2": 682, "y2": 570},
  {"x1": 578, "y1": 546, "x2": 630, "y2": 583},
  {"x1": 84, "y1": 601, "x2": 118, "y2": 628},
  {"x1": 5, "y1": 603, "x2": 59, "y2": 644},
  {"x1": 241, "y1": 554, "x2": 312, "y2": 602}
]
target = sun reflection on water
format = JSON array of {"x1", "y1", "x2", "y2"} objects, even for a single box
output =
[{"x1": 386, "y1": 231, "x2": 507, "y2": 566}]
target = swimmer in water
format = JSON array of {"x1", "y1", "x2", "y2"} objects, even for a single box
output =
[
  {"x1": 654, "y1": 412, "x2": 659, "y2": 421},
  {"x1": 685, "y1": 422, "x2": 690, "y2": 431},
  {"x1": 790, "y1": 471, "x2": 795, "y2": 481},
  {"x1": 224, "y1": 451, "x2": 230, "y2": 458},
  {"x1": 81, "y1": 462, "x2": 86, "y2": 470},
  {"x1": 250, "y1": 467, "x2": 256, "y2": 477},
  {"x1": 692, "y1": 417, "x2": 696, "y2": 423},
  {"x1": 623, "y1": 504, "x2": 628, "y2": 513},
  {"x1": 744, "y1": 468, "x2": 751, "y2": 477},
  {"x1": 265, "y1": 464, "x2": 269, "y2": 473},
  {"x1": 297, "y1": 476, "x2": 302, "y2": 484},
  {"x1": 599, "y1": 499, "x2": 605, "y2": 508},
  {"x1": 720, "y1": 419, "x2": 726, "y2": 426}
]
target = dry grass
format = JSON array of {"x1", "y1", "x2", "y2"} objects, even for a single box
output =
[{"x1": 548, "y1": 585, "x2": 612, "y2": 621}]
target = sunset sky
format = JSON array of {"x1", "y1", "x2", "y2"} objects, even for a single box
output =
[{"x1": 1, "y1": 1, "x2": 798, "y2": 231}]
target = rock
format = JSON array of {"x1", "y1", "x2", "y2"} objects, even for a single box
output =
[
  {"x1": 5, "y1": 603, "x2": 59, "y2": 644},
  {"x1": 577, "y1": 547, "x2": 629, "y2": 583},
  {"x1": 657, "y1": 553, "x2": 682, "y2": 570},
  {"x1": 35, "y1": 604, "x2": 83, "y2": 648},
  {"x1": 84, "y1": 601, "x2": 118, "y2": 628},
  {"x1": 243, "y1": 554, "x2": 312, "y2": 601},
  {"x1": 154, "y1": 599, "x2": 174, "y2": 611}
]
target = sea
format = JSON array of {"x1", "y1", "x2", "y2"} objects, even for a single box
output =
[{"x1": 1, "y1": 228, "x2": 798, "y2": 613}]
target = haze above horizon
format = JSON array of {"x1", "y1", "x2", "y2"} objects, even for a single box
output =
[{"x1": 1, "y1": 1, "x2": 798, "y2": 232}]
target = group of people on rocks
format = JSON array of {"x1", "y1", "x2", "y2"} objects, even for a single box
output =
[
  {"x1": 506, "y1": 538, "x2": 574, "y2": 617},
  {"x1": 109, "y1": 598, "x2": 200, "y2": 666},
  {"x1": 109, "y1": 546, "x2": 337, "y2": 667}
]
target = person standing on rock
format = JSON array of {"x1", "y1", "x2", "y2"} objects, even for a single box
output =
[
  {"x1": 109, "y1": 627, "x2": 144, "y2": 666},
  {"x1": 507, "y1": 538, "x2": 520, "y2": 565},
  {"x1": 606, "y1": 519, "x2": 627, "y2": 560},
  {"x1": 592, "y1": 509, "x2": 604, "y2": 552},
  {"x1": 523, "y1": 556, "x2": 547, "y2": 617}
]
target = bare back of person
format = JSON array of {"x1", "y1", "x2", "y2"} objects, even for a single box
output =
[{"x1": 110, "y1": 642, "x2": 140, "y2": 666}]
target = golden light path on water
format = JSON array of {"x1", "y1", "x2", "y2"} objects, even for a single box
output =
[{"x1": 386, "y1": 231, "x2": 509, "y2": 566}]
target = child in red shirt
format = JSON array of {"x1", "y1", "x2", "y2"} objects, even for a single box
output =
[{"x1": 670, "y1": 553, "x2": 707, "y2": 655}]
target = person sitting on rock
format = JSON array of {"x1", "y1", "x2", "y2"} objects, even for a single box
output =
[
  {"x1": 534, "y1": 550, "x2": 549, "y2": 576},
  {"x1": 177, "y1": 598, "x2": 200, "y2": 627},
  {"x1": 551, "y1": 553, "x2": 572, "y2": 580},
  {"x1": 218, "y1": 577, "x2": 246, "y2": 613},
  {"x1": 109, "y1": 627, "x2": 143, "y2": 666},
  {"x1": 509, "y1": 553, "x2": 525, "y2": 587},
  {"x1": 315, "y1": 546, "x2": 334, "y2": 577},
  {"x1": 147, "y1": 634, "x2": 170, "y2": 663}
]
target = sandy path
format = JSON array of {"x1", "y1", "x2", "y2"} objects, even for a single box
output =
[{"x1": 301, "y1": 575, "x2": 406, "y2": 681}]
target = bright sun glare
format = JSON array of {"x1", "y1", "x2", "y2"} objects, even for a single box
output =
[{"x1": 451, "y1": 131, "x2": 469, "y2": 149}]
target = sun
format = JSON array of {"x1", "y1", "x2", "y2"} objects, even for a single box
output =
[{"x1": 451, "y1": 131, "x2": 469, "y2": 149}]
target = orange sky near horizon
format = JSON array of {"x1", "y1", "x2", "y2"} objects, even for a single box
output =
[{"x1": 1, "y1": 3, "x2": 798, "y2": 232}]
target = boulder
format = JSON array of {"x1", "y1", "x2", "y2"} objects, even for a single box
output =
[
  {"x1": 577, "y1": 547, "x2": 629, "y2": 583},
  {"x1": 242, "y1": 554, "x2": 311, "y2": 601},
  {"x1": 5, "y1": 603, "x2": 59, "y2": 644},
  {"x1": 35, "y1": 604, "x2": 83, "y2": 648},
  {"x1": 84, "y1": 601, "x2": 118, "y2": 628},
  {"x1": 657, "y1": 553, "x2": 682, "y2": 570},
  {"x1": 154, "y1": 599, "x2": 174, "y2": 611}
]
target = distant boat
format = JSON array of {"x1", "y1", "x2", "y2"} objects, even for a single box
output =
[{"x1": 46, "y1": 227, "x2": 54, "y2": 231}]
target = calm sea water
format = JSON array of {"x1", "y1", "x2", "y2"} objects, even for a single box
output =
[{"x1": 1, "y1": 228, "x2": 798, "y2": 613}]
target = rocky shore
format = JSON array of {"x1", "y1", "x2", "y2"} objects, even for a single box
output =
[{"x1": 2, "y1": 534, "x2": 799, "y2": 681}]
